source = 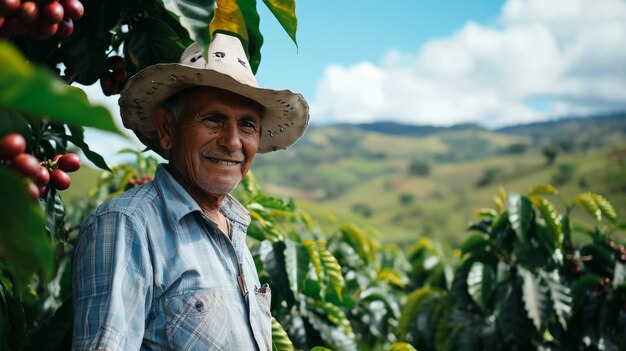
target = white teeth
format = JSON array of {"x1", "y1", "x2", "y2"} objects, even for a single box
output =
[{"x1": 208, "y1": 157, "x2": 239, "y2": 166}]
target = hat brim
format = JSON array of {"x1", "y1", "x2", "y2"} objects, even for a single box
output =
[{"x1": 119, "y1": 63, "x2": 309, "y2": 158}]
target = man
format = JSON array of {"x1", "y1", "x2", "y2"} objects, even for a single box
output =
[{"x1": 71, "y1": 33, "x2": 309, "y2": 350}]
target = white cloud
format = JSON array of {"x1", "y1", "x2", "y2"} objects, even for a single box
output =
[{"x1": 311, "y1": 0, "x2": 626, "y2": 127}]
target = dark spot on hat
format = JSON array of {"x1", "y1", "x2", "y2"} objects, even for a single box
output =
[
  {"x1": 134, "y1": 98, "x2": 144, "y2": 104},
  {"x1": 195, "y1": 72, "x2": 202, "y2": 81},
  {"x1": 190, "y1": 54, "x2": 202, "y2": 63},
  {"x1": 146, "y1": 91, "x2": 154, "y2": 95},
  {"x1": 213, "y1": 52, "x2": 225, "y2": 58},
  {"x1": 268, "y1": 130, "x2": 274, "y2": 137},
  {"x1": 152, "y1": 86, "x2": 158, "y2": 90},
  {"x1": 170, "y1": 74, "x2": 177, "y2": 81},
  {"x1": 238, "y1": 58, "x2": 246, "y2": 67}
]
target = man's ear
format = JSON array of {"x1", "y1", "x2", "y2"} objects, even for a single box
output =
[{"x1": 152, "y1": 107, "x2": 175, "y2": 151}]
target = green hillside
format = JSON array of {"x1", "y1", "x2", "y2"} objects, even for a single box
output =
[{"x1": 253, "y1": 114, "x2": 626, "y2": 245}]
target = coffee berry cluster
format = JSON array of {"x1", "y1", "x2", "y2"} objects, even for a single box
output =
[
  {"x1": 0, "y1": 133, "x2": 81, "y2": 200},
  {"x1": 0, "y1": 0, "x2": 84, "y2": 40},
  {"x1": 100, "y1": 55, "x2": 128, "y2": 96}
]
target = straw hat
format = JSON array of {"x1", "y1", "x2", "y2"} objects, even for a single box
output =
[{"x1": 119, "y1": 33, "x2": 309, "y2": 157}]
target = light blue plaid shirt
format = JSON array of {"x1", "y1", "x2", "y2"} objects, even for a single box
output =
[{"x1": 72, "y1": 164, "x2": 272, "y2": 351}]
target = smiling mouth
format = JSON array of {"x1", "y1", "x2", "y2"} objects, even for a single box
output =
[{"x1": 206, "y1": 157, "x2": 241, "y2": 166}]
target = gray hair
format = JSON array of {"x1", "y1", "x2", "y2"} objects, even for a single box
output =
[{"x1": 161, "y1": 87, "x2": 199, "y2": 121}]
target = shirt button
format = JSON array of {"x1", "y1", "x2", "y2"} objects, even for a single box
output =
[{"x1": 195, "y1": 301, "x2": 204, "y2": 312}]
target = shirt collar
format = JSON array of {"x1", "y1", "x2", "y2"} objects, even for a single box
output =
[{"x1": 153, "y1": 164, "x2": 251, "y2": 227}]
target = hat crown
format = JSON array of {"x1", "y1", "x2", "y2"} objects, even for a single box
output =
[{"x1": 180, "y1": 34, "x2": 258, "y2": 87}]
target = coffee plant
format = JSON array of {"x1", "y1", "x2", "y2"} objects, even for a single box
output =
[{"x1": 2, "y1": 0, "x2": 625, "y2": 351}]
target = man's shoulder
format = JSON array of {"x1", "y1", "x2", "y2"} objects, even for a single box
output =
[{"x1": 91, "y1": 182, "x2": 160, "y2": 219}]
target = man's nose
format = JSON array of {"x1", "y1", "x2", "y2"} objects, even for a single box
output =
[{"x1": 217, "y1": 122, "x2": 242, "y2": 151}]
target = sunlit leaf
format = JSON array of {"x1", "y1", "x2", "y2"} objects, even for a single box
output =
[
  {"x1": 261, "y1": 0, "x2": 298, "y2": 45},
  {"x1": 398, "y1": 287, "x2": 431, "y2": 339},
  {"x1": 475, "y1": 208, "x2": 497, "y2": 218},
  {"x1": 236, "y1": 0, "x2": 263, "y2": 73},
  {"x1": 389, "y1": 342, "x2": 418, "y2": 351},
  {"x1": 508, "y1": 193, "x2": 533, "y2": 241},
  {"x1": 162, "y1": 0, "x2": 216, "y2": 57},
  {"x1": 303, "y1": 239, "x2": 323, "y2": 281},
  {"x1": 467, "y1": 262, "x2": 495, "y2": 312},
  {"x1": 521, "y1": 268, "x2": 550, "y2": 331},
  {"x1": 210, "y1": 0, "x2": 248, "y2": 43},
  {"x1": 317, "y1": 240, "x2": 344, "y2": 299},
  {"x1": 592, "y1": 193, "x2": 617, "y2": 224},
  {"x1": 284, "y1": 240, "x2": 309, "y2": 297},
  {"x1": 535, "y1": 198, "x2": 562, "y2": 251},
  {"x1": 575, "y1": 192, "x2": 602, "y2": 222},
  {"x1": 307, "y1": 300, "x2": 357, "y2": 351},
  {"x1": 528, "y1": 184, "x2": 559, "y2": 196},
  {"x1": 0, "y1": 42, "x2": 123, "y2": 135},
  {"x1": 271, "y1": 317, "x2": 295, "y2": 351},
  {"x1": 540, "y1": 270, "x2": 571, "y2": 329}
]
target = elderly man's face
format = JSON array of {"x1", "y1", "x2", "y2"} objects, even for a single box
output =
[{"x1": 154, "y1": 87, "x2": 261, "y2": 197}]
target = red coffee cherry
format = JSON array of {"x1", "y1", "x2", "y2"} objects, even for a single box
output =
[
  {"x1": 50, "y1": 168, "x2": 70, "y2": 190},
  {"x1": 105, "y1": 55, "x2": 126, "y2": 71},
  {"x1": 0, "y1": 133, "x2": 26, "y2": 160},
  {"x1": 56, "y1": 153, "x2": 80, "y2": 172},
  {"x1": 11, "y1": 153, "x2": 39, "y2": 177},
  {"x1": 0, "y1": 0, "x2": 21, "y2": 15},
  {"x1": 34, "y1": 164, "x2": 50, "y2": 185},
  {"x1": 61, "y1": 0, "x2": 83, "y2": 20},
  {"x1": 42, "y1": 1, "x2": 63, "y2": 23},
  {"x1": 18, "y1": 1, "x2": 38, "y2": 23}
]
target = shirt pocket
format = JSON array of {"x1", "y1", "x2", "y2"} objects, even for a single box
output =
[
  {"x1": 254, "y1": 284, "x2": 272, "y2": 350},
  {"x1": 164, "y1": 289, "x2": 231, "y2": 351}
]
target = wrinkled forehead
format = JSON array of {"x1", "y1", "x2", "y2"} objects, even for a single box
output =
[{"x1": 176, "y1": 86, "x2": 264, "y2": 121}]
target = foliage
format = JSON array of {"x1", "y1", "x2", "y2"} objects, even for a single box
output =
[{"x1": 398, "y1": 184, "x2": 626, "y2": 350}]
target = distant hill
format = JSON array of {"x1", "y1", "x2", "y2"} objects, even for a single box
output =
[{"x1": 252, "y1": 112, "x2": 626, "y2": 244}]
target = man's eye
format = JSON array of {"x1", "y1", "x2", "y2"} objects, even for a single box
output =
[{"x1": 240, "y1": 121, "x2": 258, "y2": 132}]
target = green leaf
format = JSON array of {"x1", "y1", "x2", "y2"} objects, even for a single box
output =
[
  {"x1": 261, "y1": 0, "x2": 298, "y2": 46},
  {"x1": 43, "y1": 189, "x2": 65, "y2": 242},
  {"x1": 307, "y1": 300, "x2": 357, "y2": 351},
  {"x1": 0, "y1": 109, "x2": 31, "y2": 138},
  {"x1": 284, "y1": 240, "x2": 309, "y2": 298},
  {"x1": 340, "y1": 224, "x2": 374, "y2": 265},
  {"x1": 528, "y1": 184, "x2": 559, "y2": 196},
  {"x1": 534, "y1": 198, "x2": 562, "y2": 251},
  {"x1": 467, "y1": 262, "x2": 495, "y2": 312},
  {"x1": 0, "y1": 42, "x2": 123, "y2": 135},
  {"x1": 592, "y1": 193, "x2": 617, "y2": 224},
  {"x1": 389, "y1": 342, "x2": 418, "y2": 351},
  {"x1": 520, "y1": 268, "x2": 550, "y2": 331},
  {"x1": 303, "y1": 239, "x2": 323, "y2": 282},
  {"x1": 237, "y1": 0, "x2": 264, "y2": 73},
  {"x1": 67, "y1": 126, "x2": 111, "y2": 172},
  {"x1": 310, "y1": 347, "x2": 333, "y2": 351},
  {"x1": 460, "y1": 234, "x2": 490, "y2": 256},
  {"x1": 508, "y1": 193, "x2": 533, "y2": 241},
  {"x1": 570, "y1": 274, "x2": 602, "y2": 303},
  {"x1": 0, "y1": 168, "x2": 54, "y2": 292},
  {"x1": 163, "y1": 0, "x2": 216, "y2": 57},
  {"x1": 317, "y1": 241, "x2": 344, "y2": 299},
  {"x1": 398, "y1": 287, "x2": 432, "y2": 339},
  {"x1": 125, "y1": 17, "x2": 188, "y2": 70},
  {"x1": 575, "y1": 192, "x2": 602, "y2": 222},
  {"x1": 540, "y1": 270, "x2": 571, "y2": 329},
  {"x1": 271, "y1": 317, "x2": 295, "y2": 351},
  {"x1": 495, "y1": 282, "x2": 534, "y2": 345}
]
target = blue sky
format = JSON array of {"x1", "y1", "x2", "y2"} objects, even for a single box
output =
[
  {"x1": 83, "y1": 0, "x2": 626, "y2": 162},
  {"x1": 255, "y1": 0, "x2": 505, "y2": 100}
]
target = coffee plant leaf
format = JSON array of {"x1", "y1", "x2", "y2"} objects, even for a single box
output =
[
  {"x1": 261, "y1": 0, "x2": 298, "y2": 46},
  {"x1": 398, "y1": 287, "x2": 432, "y2": 339},
  {"x1": 521, "y1": 268, "x2": 550, "y2": 331},
  {"x1": 467, "y1": 262, "x2": 495, "y2": 312},
  {"x1": 575, "y1": 192, "x2": 602, "y2": 222},
  {"x1": 66, "y1": 126, "x2": 111, "y2": 172},
  {"x1": 162, "y1": 0, "x2": 216, "y2": 58},
  {"x1": 534, "y1": 198, "x2": 562, "y2": 252},
  {"x1": 540, "y1": 270, "x2": 571, "y2": 329},
  {"x1": 125, "y1": 17, "x2": 188, "y2": 70},
  {"x1": 509, "y1": 193, "x2": 533, "y2": 242},
  {"x1": 592, "y1": 193, "x2": 617, "y2": 224},
  {"x1": 528, "y1": 184, "x2": 559, "y2": 196},
  {"x1": 0, "y1": 110, "x2": 30, "y2": 139},
  {"x1": 460, "y1": 234, "x2": 490, "y2": 256},
  {"x1": 389, "y1": 342, "x2": 418, "y2": 351},
  {"x1": 284, "y1": 240, "x2": 309, "y2": 298},
  {"x1": 0, "y1": 43, "x2": 122, "y2": 135},
  {"x1": 307, "y1": 300, "x2": 356, "y2": 351},
  {"x1": 0, "y1": 168, "x2": 54, "y2": 292},
  {"x1": 317, "y1": 241, "x2": 344, "y2": 300},
  {"x1": 271, "y1": 316, "x2": 295, "y2": 351},
  {"x1": 303, "y1": 239, "x2": 323, "y2": 282}
]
